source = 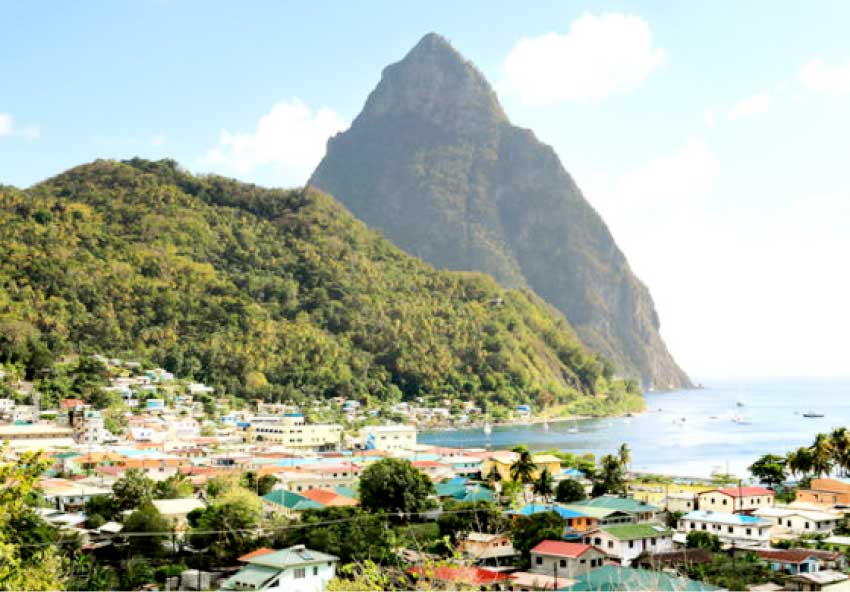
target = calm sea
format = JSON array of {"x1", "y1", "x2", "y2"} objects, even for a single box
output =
[{"x1": 419, "y1": 379, "x2": 850, "y2": 478}]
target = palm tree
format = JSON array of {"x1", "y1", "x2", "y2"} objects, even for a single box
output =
[
  {"x1": 594, "y1": 454, "x2": 627, "y2": 496},
  {"x1": 810, "y1": 433, "x2": 834, "y2": 478},
  {"x1": 510, "y1": 445, "x2": 536, "y2": 501},
  {"x1": 617, "y1": 443, "x2": 632, "y2": 472},
  {"x1": 533, "y1": 468, "x2": 554, "y2": 503},
  {"x1": 786, "y1": 446, "x2": 813, "y2": 480},
  {"x1": 831, "y1": 428, "x2": 850, "y2": 476}
]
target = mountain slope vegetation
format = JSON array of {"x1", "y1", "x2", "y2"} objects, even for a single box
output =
[
  {"x1": 0, "y1": 158, "x2": 641, "y2": 415},
  {"x1": 310, "y1": 33, "x2": 690, "y2": 390}
]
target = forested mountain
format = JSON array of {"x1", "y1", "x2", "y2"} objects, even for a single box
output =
[
  {"x1": 0, "y1": 159, "x2": 641, "y2": 415},
  {"x1": 310, "y1": 33, "x2": 691, "y2": 390}
]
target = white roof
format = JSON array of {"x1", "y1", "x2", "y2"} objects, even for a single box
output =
[
  {"x1": 98, "y1": 521, "x2": 124, "y2": 533},
  {"x1": 754, "y1": 507, "x2": 840, "y2": 521},
  {"x1": 151, "y1": 498, "x2": 206, "y2": 516},
  {"x1": 466, "y1": 532, "x2": 506, "y2": 543}
]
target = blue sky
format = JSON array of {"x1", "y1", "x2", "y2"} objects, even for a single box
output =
[{"x1": 3, "y1": 1, "x2": 850, "y2": 379}]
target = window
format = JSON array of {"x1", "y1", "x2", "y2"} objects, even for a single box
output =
[
  {"x1": 560, "y1": 560, "x2": 566, "y2": 568},
  {"x1": 608, "y1": 541, "x2": 614, "y2": 549},
  {"x1": 701, "y1": 524, "x2": 707, "y2": 530},
  {"x1": 722, "y1": 499, "x2": 727, "y2": 505},
  {"x1": 580, "y1": 559, "x2": 586, "y2": 565},
  {"x1": 629, "y1": 541, "x2": 634, "y2": 548},
  {"x1": 690, "y1": 522, "x2": 696, "y2": 529},
  {"x1": 746, "y1": 528, "x2": 752, "y2": 535},
  {"x1": 651, "y1": 538, "x2": 656, "y2": 545},
  {"x1": 536, "y1": 557, "x2": 543, "y2": 565},
  {"x1": 805, "y1": 522, "x2": 810, "y2": 529},
  {"x1": 728, "y1": 526, "x2": 733, "y2": 533},
  {"x1": 313, "y1": 566, "x2": 318, "y2": 576},
  {"x1": 294, "y1": 568, "x2": 306, "y2": 579}
]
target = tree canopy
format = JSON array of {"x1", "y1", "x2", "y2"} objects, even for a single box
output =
[{"x1": 359, "y1": 458, "x2": 435, "y2": 517}]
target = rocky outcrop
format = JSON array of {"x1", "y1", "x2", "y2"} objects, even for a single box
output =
[{"x1": 310, "y1": 33, "x2": 691, "y2": 390}]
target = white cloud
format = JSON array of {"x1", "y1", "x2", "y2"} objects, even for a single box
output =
[
  {"x1": 0, "y1": 113, "x2": 13, "y2": 136},
  {"x1": 503, "y1": 13, "x2": 665, "y2": 104},
  {"x1": 727, "y1": 93, "x2": 771, "y2": 120},
  {"x1": 202, "y1": 99, "x2": 348, "y2": 184},
  {"x1": 799, "y1": 58, "x2": 850, "y2": 95},
  {"x1": 586, "y1": 137, "x2": 719, "y2": 215},
  {"x1": 0, "y1": 114, "x2": 40, "y2": 139},
  {"x1": 703, "y1": 109, "x2": 717, "y2": 129}
]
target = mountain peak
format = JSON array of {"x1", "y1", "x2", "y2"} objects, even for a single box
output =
[{"x1": 354, "y1": 32, "x2": 507, "y2": 131}]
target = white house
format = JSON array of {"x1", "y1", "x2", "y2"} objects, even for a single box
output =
[
  {"x1": 754, "y1": 506, "x2": 841, "y2": 536},
  {"x1": 361, "y1": 424, "x2": 416, "y2": 451},
  {"x1": 697, "y1": 486, "x2": 774, "y2": 513},
  {"x1": 679, "y1": 510, "x2": 772, "y2": 548},
  {"x1": 582, "y1": 524, "x2": 673, "y2": 566},
  {"x1": 221, "y1": 545, "x2": 338, "y2": 592}
]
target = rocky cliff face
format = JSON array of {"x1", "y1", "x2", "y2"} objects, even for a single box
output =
[{"x1": 310, "y1": 33, "x2": 691, "y2": 390}]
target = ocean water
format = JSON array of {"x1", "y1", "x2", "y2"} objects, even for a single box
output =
[{"x1": 419, "y1": 379, "x2": 850, "y2": 478}]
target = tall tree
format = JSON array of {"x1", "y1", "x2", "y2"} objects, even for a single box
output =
[
  {"x1": 359, "y1": 458, "x2": 434, "y2": 518},
  {"x1": 831, "y1": 428, "x2": 850, "y2": 476},
  {"x1": 617, "y1": 443, "x2": 632, "y2": 471},
  {"x1": 810, "y1": 433, "x2": 834, "y2": 478},
  {"x1": 592, "y1": 454, "x2": 626, "y2": 497},
  {"x1": 786, "y1": 447, "x2": 813, "y2": 480},
  {"x1": 533, "y1": 468, "x2": 554, "y2": 503},
  {"x1": 113, "y1": 468, "x2": 155, "y2": 511},
  {"x1": 555, "y1": 479, "x2": 586, "y2": 504},
  {"x1": 748, "y1": 454, "x2": 787, "y2": 490},
  {"x1": 510, "y1": 446, "x2": 536, "y2": 501},
  {"x1": 511, "y1": 512, "x2": 567, "y2": 568}
]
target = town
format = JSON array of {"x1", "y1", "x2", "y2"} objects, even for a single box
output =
[{"x1": 4, "y1": 356, "x2": 850, "y2": 591}]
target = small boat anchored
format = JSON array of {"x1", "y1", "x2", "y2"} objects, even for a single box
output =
[
  {"x1": 483, "y1": 422, "x2": 492, "y2": 435},
  {"x1": 803, "y1": 411, "x2": 825, "y2": 418}
]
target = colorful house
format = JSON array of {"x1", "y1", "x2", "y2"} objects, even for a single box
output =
[
  {"x1": 582, "y1": 524, "x2": 674, "y2": 566},
  {"x1": 697, "y1": 486, "x2": 774, "y2": 513}
]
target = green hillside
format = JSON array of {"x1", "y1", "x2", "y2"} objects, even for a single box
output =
[{"x1": 0, "y1": 159, "x2": 641, "y2": 415}]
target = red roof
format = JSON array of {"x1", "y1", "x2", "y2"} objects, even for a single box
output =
[
  {"x1": 237, "y1": 547, "x2": 275, "y2": 562},
  {"x1": 411, "y1": 460, "x2": 450, "y2": 469},
  {"x1": 409, "y1": 566, "x2": 509, "y2": 585},
  {"x1": 531, "y1": 540, "x2": 595, "y2": 558},
  {"x1": 714, "y1": 486, "x2": 774, "y2": 498},
  {"x1": 302, "y1": 488, "x2": 358, "y2": 507},
  {"x1": 61, "y1": 398, "x2": 85, "y2": 409},
  {"x1": 756, "y1": 549, "x2": 817, "y2": 564}
]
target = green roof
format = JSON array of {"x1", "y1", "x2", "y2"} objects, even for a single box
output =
[
  {"x1": 435, "y1": 482, "x2": 466, "y2": 498},
  {"x1": 334, "y1": 485, "x2": 358, "y2": 499},
  {"x1": 572, "y1": 496, "x2": 659, "y2": 513},
  {"x1": 562, "y1": 566, "x2": 719, "y2": 591},
  {"x1": 220, "y1": 564, "x2": 279, "y2": 590},
  {"x1": 601, "y1": 524, "x2": 672, "y2": 541},
  {"x1": 250, "y1": 545, "x2": 339, "y2": 569},
  {"x1": 262, "y1": 489, "x2": 323, "y2": 511},
  {"x1": 456, "y1": 486, "x2": 494, "y2": 503},
  {"x1": 560, "y1": 504, "x2": 623, "y2": 519}
]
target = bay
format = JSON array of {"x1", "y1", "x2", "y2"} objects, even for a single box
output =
[{"x1": 419, "y1": 378, "x2": 850, "y2": 478}]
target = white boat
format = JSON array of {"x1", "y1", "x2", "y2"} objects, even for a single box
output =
[
  {"x1": 542, "y1": 420, "x2": 549, "y2": 431},
  {"x1": 483, "y1": 422, "x2": 492, "y2": 435},
  {"x1": 567, "y1": 420, "x2": 578, "y2": 433}
]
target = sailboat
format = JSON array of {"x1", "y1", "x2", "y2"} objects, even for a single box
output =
[
  {"x1": 483, "y1": 422, "x2": 492, "y2": 435},
  {"x1": 567, "y1": 420, "x2": 578, "y2": 434},
  {"x1": 542, "y1": 419, "x2": 549, "y2": 431}
]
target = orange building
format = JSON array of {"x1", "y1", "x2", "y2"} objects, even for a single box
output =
[{"x1": 796, "y1": 478, "x2": 850, "y2": 507}]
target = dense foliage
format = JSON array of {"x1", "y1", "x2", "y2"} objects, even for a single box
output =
[
  {"x1": 0, "y1": 159, "x2": 642, "y2": 413},
  {"x1": 359, "y1": 458, "x2": 435, "y2": 517},
  {"x1": 0, "y1": 449, "x2": 67, "y2": 590}
]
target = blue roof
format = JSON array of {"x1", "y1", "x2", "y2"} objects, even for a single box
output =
[
  {"x1": 508, "y1": 504, "x2": 586, "y2": 519},
  {"x1": 682, "y1": 510, "x2": 768, "y2": 525},
  {"x1": 562, "y1": 468, "x2": 585, "y2": 477}
]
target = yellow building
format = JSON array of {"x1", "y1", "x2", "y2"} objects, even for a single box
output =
[
  {"x1": 628, "y1": 480, "x2": 708, "y2": 511},
  {"x1": 482, "y1": 453, "x2": 561, "y2": 481},
  {"x1": 253, "y1": 420, "x2": 342, "y2": 451}
]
